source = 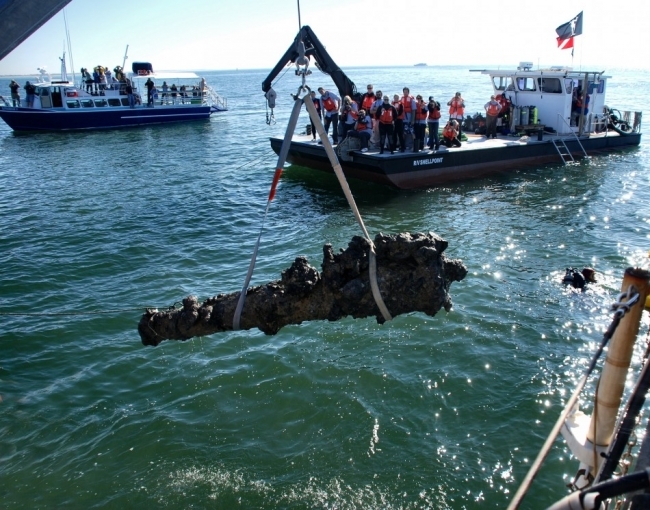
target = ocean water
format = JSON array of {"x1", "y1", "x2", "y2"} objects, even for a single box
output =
[{"x1": 1, "y1": 65, "x2": 650, "y2": 509}]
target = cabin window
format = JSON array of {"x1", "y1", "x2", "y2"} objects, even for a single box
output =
[
  {"x1": 66, "y1": 100, "x2": 80, "y2": 108},
  {"x1": 39, "y1": 88, "x2": 50, "y2": 97},
  {"x1": 538, "y1": 78, "x2": 562, "y2": 93},
  {"x1": 80, "y1": 99, "x2": 94, "y2": 108},
  {"x1": 120, "y1": 98, "x2": 129, "y2": 106},
  {"x1": 492, "y1": 76, "x2": 509, "y2": 91},
  {"x1": 107, "y1": 98, "x2": 121, "y2": 107},
  {"x1": 94, "y1": 99, "x2": 108, "y2": 107},
  {"x1": 516, "y1": 77, "x2": 536, "y2": 91}
]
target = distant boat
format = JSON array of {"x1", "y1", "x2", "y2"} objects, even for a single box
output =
[
  {"x1": 414, "y1": 63, "x2": 427, "y2": 67},
  {"x1": 0, "y1": 55, "x2": 228, "y2": 132}
]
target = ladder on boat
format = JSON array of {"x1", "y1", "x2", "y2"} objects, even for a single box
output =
[
  {"x1": 206, "y1": 86, "x2": 228, "y2": 111},
  {"x1": 551, "y1": 139, "x2": 575, "y2": 164},
  {"x1": 552, "y1": 114, "x2": 589, "y2": 164}
]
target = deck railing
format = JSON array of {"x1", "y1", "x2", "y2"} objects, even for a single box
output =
[
  {"x1": 205, "y1": 85, "x2": 227, "y2": 110},
  {"x1": 65, "y1": 77, "x2": 227, "y2": 111}
]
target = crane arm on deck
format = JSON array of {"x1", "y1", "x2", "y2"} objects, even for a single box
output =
[{"x1": 262, "y1": 25, "x2": 357, "y2": 101}]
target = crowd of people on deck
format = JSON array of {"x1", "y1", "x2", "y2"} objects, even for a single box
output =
[
  {"x1": 306, "y1": 84, "x2": 518, "y2": 153},
  {"x1": 5, "y1": 66, "x2": 207, "y2": 110},
  {"x1": 79, "y1": 65, "x2": 127, "y2": 95}
]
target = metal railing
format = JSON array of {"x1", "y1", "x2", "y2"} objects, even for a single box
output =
[
  {"x1": 70, "y1": 77, "x2": 228, "y2": 111},
  {"x1": 556, "y1": 113, "x2": 588, "y2": 156},
  {"x1": 205, "y1": 85, "x2": 227, "y2": 111}
]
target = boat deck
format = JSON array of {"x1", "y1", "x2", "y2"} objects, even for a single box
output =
[
  {"x1": 272, "y1": 128, "x2": 640, "y2": 189},
  {"x1": 296, "y1": 130, "x2": 622, "y2": 157}
]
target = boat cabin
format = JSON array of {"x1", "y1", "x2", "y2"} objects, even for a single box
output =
[
  {"x1": 475, "y1": 62, "x2": 608, "y2": 135},
  {"x1": 19, "y1": 61, "x2": 213, "y2": 111},
  {"x1": 31, "y1": 80, "x2": 132, "y2": 110}
]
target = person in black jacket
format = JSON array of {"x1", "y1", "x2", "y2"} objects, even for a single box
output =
[
  {"x1": 145, "y1": 78, "x2": 155, "y2": 107},
  {"x1": 391, "y1": 94, "x2": 405, "y2": 152},
  {"x1": 307, "y1": 90, "x2": 322, "y2": 140},
  {"x1": 10, "y1": 80, "x2": 20, "y2": 107},
  {"x1": 24, "y1": 81, "x2": 36, "y2": 108},
  {"x1": 427, "y1": 97, "x2": 442, "y2": 150}
]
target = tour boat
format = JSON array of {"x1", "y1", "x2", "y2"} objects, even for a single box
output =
[
  {"x1": 0, "y1": 57, "x2": 228, "y2": 132},
  {"x1": 264, "y1": 27, "x2": 642, "y2": 190}
]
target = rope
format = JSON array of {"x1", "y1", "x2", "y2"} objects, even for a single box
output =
[
  {"x1": 271, "y1": 63, "x2": 293, "y2": 89},
  {"x1": 231, "y1": 149, "x2": 275, "y2": 172},
  {"x1": 297, "y1": 0, "x2": 302, "y2": 31},
  {"x1": 507, "y1": 285, "x2": 640, "y2": 510},
  {"x1": 0, "y1": 307, "x2": 161, "y2": 317}
]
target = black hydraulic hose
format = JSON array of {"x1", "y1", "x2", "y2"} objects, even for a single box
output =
[
  {"x1": 591, "y1": 468, "x2": 650, "y2": 503},
  {"x1": 547, "y1": 468, "x2": 650, "y2": 510}
]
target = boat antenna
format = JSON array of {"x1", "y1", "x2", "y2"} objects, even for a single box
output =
[
  {"x1": 63, "y1": 8, "x2": 75, "y2": 83},
  {"x1": 297, "y1": 0, "x2": 302, "y2": 30},
  {"x1": 122, "y1": 45, "x2": 129, "y2": 73},
  {"x1": 59, "y1": 49, "x2": 68, "y2": 82}
]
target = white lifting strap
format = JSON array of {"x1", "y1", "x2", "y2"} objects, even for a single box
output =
[{"x1": 303, "y1": 94, "x2": 392, "y2": 322}]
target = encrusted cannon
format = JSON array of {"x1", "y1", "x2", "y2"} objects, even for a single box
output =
[{"x1": 138, "y1": 232, "x2": 467, "y2": 346}]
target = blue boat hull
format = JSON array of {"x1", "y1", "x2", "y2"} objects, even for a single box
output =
[{"x1": 0, "y1": 105, "x2": 212, "y2": 132}]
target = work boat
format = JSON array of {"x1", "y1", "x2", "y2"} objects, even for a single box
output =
[
  {"x1": 264, "y1": 27, "x2": 641, "y2": 190},
  {"x1": 0, "y1": 57, "x2": 227, "y2": 132}
]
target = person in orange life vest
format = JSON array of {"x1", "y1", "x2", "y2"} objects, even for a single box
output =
[
  {"x1": 375, "y1": 95, "x2": 398, "y2": 154},
  {"x1": 307, "y1": 90, "x2": 322, "y2": 140},
  {"x1": 339, "y1": 95, "x2": 359, "y2": 140},
  {"x1": 346, "y1": 108, "x2": 373, "y2": 152},
  {"x1": 317, "y1": 87, "x2": 341, "y2": 144},
  {"x1": 447, "y1": 91, "x2": 465, "y2": 138},
  {"x1": 400, "y1": 87, "x2": 416, "y2": 150},
  {"x1": 401, "y1": 87, "x2": 415, "y2": 126},
  {"x1": 497, "y1": 93, "x2": 511, "y2": 129},
  {"x1": 571, "y1": 87, "x2": 590, "y2": 126},
  {"x1": 361, "y1": 84, "x2": 376, "y2": 112},
  {"x1": 440, "y1": 120, "x2": 461, "y2": 148},
  {"x1": 412, "y1": 95, "x2": 428, "y2": 152},
  {"x1": 426, "y1": 96, "x2": 442, "y2": 150},
  {"x1": 497, "y1": 93, "x2": 510, "y2": 117},
  {"x1": 391, "y1": 94, "x2": 406, "y2": 152},
  {"x1": 484, "y1": 95, "x2": 502, "y2": 139}
]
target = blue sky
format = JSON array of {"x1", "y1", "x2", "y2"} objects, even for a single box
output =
[{"x1": 0, "y1": 0, "x2": 648, "y2": 75}]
